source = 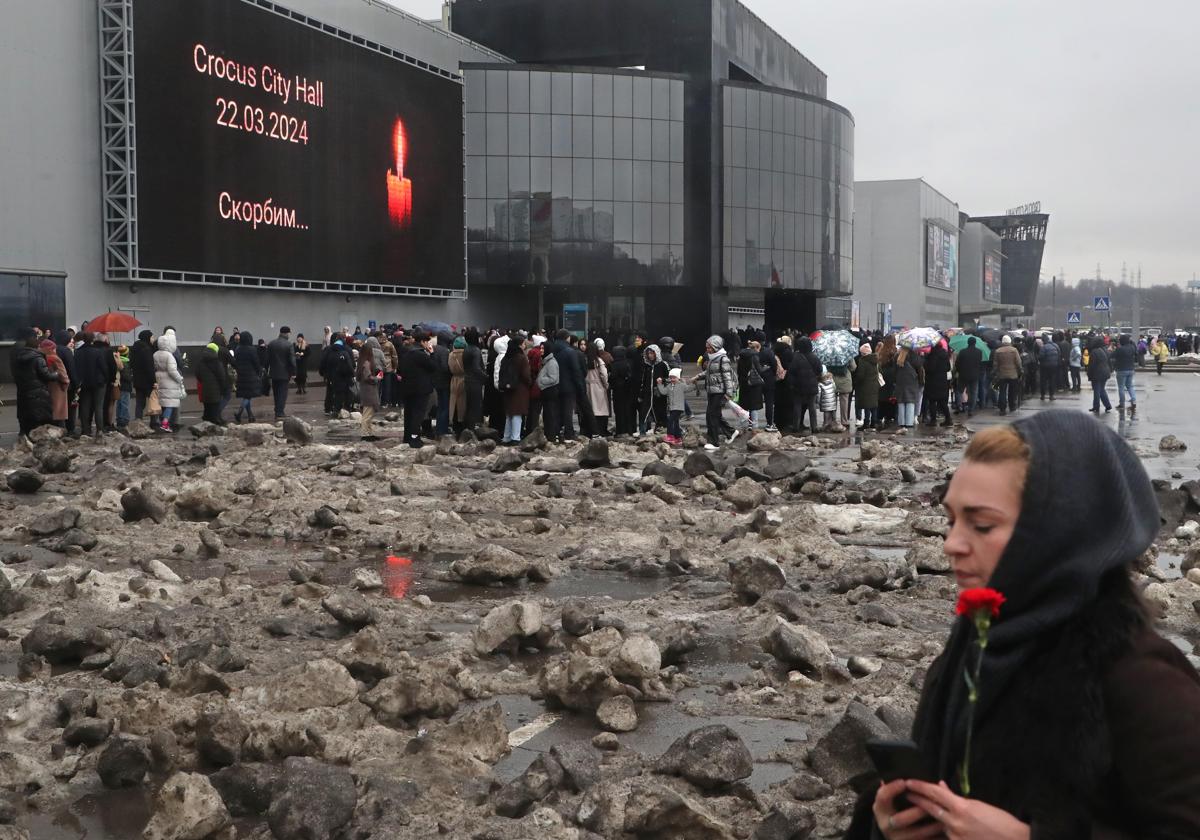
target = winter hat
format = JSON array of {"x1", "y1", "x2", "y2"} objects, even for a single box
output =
[
  {"x1": 706, "y1": 335, "x2": 724, "y2": 351},
  {"x1": 279, "y1": 326, "x2": 291, "y2": 334},
  {"x1": 668, "y1": 367, "x2": 682, "y2": 379},
  {"x1": 1002, "y1": 335, "x2": 1012, "y2": 345},
  {"x1": 453, "y1": 337, "x2": 466, "y2": 350},
  {"x1": 593, "y1": 337, "x2": 605, "y2": 351},
  {"x1": 39, "y1": 339, "x2": 56, "y2": 353},
  {"x1": 860, "y1": 343, "x2": 872, "y2": 355},
  {"x1": 206, "y1": 343, "x2": 219, "y2": 352},
  {"x1": 531, "y1": 335, "x2": 547, "y2": 348}
]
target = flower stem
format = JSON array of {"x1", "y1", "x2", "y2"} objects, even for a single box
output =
[{"x1": 960, "y1": 620, "x2": 989, "y2": 797}]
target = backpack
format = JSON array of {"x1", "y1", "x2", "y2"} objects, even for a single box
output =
[
  {"x1": 746, "y1": 357, "x2": 764, "y2": 388},
  {"x1": 337, "y1": 349, "x2": 354, "y2": 378},
  {"x1": 497, "y1": 353, "x2": 518, "y2": 393},
  {"x1": 536, "y1": 354, "x2": 560, "y2": 390}
]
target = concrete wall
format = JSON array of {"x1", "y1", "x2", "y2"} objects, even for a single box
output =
[
  {"x1": 852, "y1": 179, "x2": 959, "y2": 330},
  {"x1": 0, "y1": 0, "x2": 505, "y2": 347}
]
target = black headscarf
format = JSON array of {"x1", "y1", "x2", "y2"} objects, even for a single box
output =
[{"x1": 917, "y1": 410, "x2": 1159, "y2": 785}]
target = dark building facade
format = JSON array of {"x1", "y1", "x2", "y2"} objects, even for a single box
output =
[
  {"x1": 451, "y1": 0, "x2": 853, "y2": 347},
  {"x1": 969, "y1": 213, "x2": 1050, "y2": 317}
]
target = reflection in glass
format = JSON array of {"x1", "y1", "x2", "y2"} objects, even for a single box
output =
[
  {"x1": 632, "y1": 161, "x2": 652, "y2": 202},
  {"x1": 486, "y1": 113, "x2": 507, "y2": 155},
  {"x1": 651, "y1": 162, "x2": 669, "y2": 203},
  {"x1": 652, "y1": 203, "x2": 669, "y2": 245},
  {"x1": 572, "y1": 116, "x2": 593, "y2": 157},
  {"x1": 573, "y1": 158, "x2": 593, "y2": 200},
  {"x1": 613, "y1": 160, "x2": 633, "y2": 201},
  {"x1": 613, "y1": 202, "x2": 633, "y2": 242},
  {"x1": 593, "y1": 116, "x2": 613, "y2": 158},
  {"x1": 486, "y1": 157, "x2": 508, "y2": 198},
  {"x1": 509, "y1": 156, "x2": 530, "y2": 194},
  {"x1": 633, "y1": 202, "x2": 651, "y2": 243},
  {"x1": 530, "y1": 114, "x2": 552, "y2": 157},
  {"x1": 593, "y1": 201, "x2": 614, "y2": 241},
  {"x1": 466, "y1": 156, "x2": 485, "y2": 198},
  {"x1": 593, "y1": 158, "x2": 613, "y2": 200},
  {"x1": 531, "y1": 157, "x2": 551, "y2": 193},
  {"x1": 552, "y1": 158, "x2": 572, "y2": 197},
  {"x1": 508, "y1": 115, "x2": 530, "y2": 155},
  {"x1": 551, "y1": 115, "x2": 572, "y2": 157}
]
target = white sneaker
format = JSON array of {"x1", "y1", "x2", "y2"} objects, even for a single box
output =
[
  {"x1": 728, "y1": 429, "x2": 740, "y2": 443},
  {"x1": 704, "y1": 443, "x2": 718, "y2": 451},
  {"x1": 765, "y1": 424, "x2": 778, "y2": 432}
]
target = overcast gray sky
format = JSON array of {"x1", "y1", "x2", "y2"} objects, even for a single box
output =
[{"x1": 387, "y1": 0, "x2": 1200, "y2": 287}]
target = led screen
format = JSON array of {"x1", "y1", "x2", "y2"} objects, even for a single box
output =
[
  {"x1": 983, "y1": 251, "x2": 1002, "y2": 302},
  {"x1": 131, "y1": 0, "x2": 464, "y2": 291},
  {"x1": 925, "y1": 223, "x2": 957, "y2": 291}
]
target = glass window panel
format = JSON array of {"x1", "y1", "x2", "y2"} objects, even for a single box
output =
[
  {"x1": 634, "y1": 243, "x2": 652, "y2": 267},
  {"x1": 732, "y1": 246, "x2": 746, "y2": 284},
  {"x1": 723, "y1": 243, "x2": 732, "y2": 281},
  {"x1": 785, "y1": 173, "x2": 797, "y2": 212},
  {"x1": 593, "y1": 116, "x2": 613, "y2": 158},
  {"x1": 746, "y1": 90, "x2": 759, "y2": 129},
  {"x1": 773, "y1": 173, "x2": 785, "y2": 212},
  {"x1": 652, "y1": 202, "x2": 670, "y2": 245},
  {"x1": 732, "y1": 207, "x2": 745, "y2": 245},
  {"x1": 486, "y1": 113, "x2": 507, "y2": 155},
  {"x1": 509, "y1": 199, "x2": 530, "y2": 241},
  {"x1": 551, "y1": 114, "x2": 572, "y2": 157},
  {"x1": 613, "y1": 159, "x2": 633, "y2": 201},
  {"x1": 613, "y1": 202, "x2": 633, "y2": 242},
  {"x1": 487, "y1": 203, "x2": 507, "y2": 240},
  {"x1": 670, "y1": 122, "x2": 683, "y2": 163},
  {"x1": 633, "y1": 119, "x2": 652, "y2": 159},
  {"x1": 507, "y1": 70, "x2": 529, "y2": 113},
  {"x1": 773, "y1": 211, "x2": 787, "y2": 248},
  {"x1": 466, "y1": 156, "x2": 485, "y2": 198},
  {"x1": 731, "y1": 127, "x2": 745, "y2": 167},
  {"x1": 572, "y1": 115, "x2": 593, "y2": 157},
  {"x1": 614, "y1": 241, "x2": 632, "y2": 260},
  {"x1": 744, "y1": 208, "x2": 758, "y2": 247},
  {"x1": 671, "y1": 80, "x2": 684, "y2": 122},
  {"x1": 552, "y1": 198, "x2": 573, "y2": 238},
  {"x1": 530, "y1": 114, "x2": 552, "y2": 157},
  {"x1": 572, "y1": 73, "x2": 592, "y2": 114},
  {"x1": 731, "y1": 166, "x2": 746, "y2": 207},
  {"x1": 593, "y1": 201, "x2": 614, "y2": 241},
  {"x1": 723, "y1": 206, "x2": 732, "y2": 246},
  {"x1": 670, "y1": 162, "x2": 683, "y2": 203},
  {"x1": 652, "y1": 77, "x2": 670, "y2": 118},
  {"x1": 746, "y1": 168, "x2": 759, "y2": 208},
  {"x1": 759, "y1": 129, "x2": 773, "y2": 171},
  {"x1": 784, "y1": 135, "x2": 796, "y2": 175},
  {"x1": 632, "y1": 76, "x2": 652, "y2": 118},
  {"x1": 466, "y1": 199, "x2": 486, "y2": 237},
  {"x1": 652, "y1": 120, "x2": 670, "y2": 161},
  {"x1": 551, "y1": 72, "x2": 572, "y2": 113},
  {"x1": 529, "y1": 196, "x2": 551, "y2": 237},
  {"x1": 486, "y1": 70, "x2": 508, "y2": 112},
  {"x1": 613, "y1": 117, "x2": 633, "y2": 158},
  {"x1": 464, "y1": 70, "x2": 485, "y2": 113},
  {"x1": 613, "y1": 75, "x2": 633, "y2": 116},
  {"x1": 761, "y1": 93, "x2": 773, "y2": 132},
  {"x1": 572, "y1": 158, "x2": 593, "y2": 200},
  {"x1": 573, "y1": 198, "x2": 592, "y2": 240},
  {"x1": 593, "y1": 158, "x2": 613, "y2": 200},
  {"x1": 486, "y1": 157, "x2": 508, "y2": 198},
  {"x1": 774, "y1": 94, "x2": 785, "y2": 134},
  {"x1": 783, "y1": 212, "x2": 796, "y2": 250},
  {"x1": 633, "y1": 202, "x2": 652, "y2": 243},
  {"x1": 593, "y1": 74, "x2": 613, "y2": 116},
  {"x1": 786, "y1": 97, "x2": 797, "y2": 135},
  {"x1": 508, "y1": 114, "x2": 530, "y2": 155},
  {"x1": 532, "y1": 156, "x2": 549, "y2": 192},
  {"x1": 509, "y1": 156, "x2": 530, "y2": 194},
  {"x1": 651, "y1": 161, "x2": 670, "y2": 203},
  {"x1": 632, "y1": 161, "x2": 652, "y2": 202},
  {"x1": 466, "y1": 113, "x2": 486, "y2": 156},
  {"x1": 552, "y1": 157, "x2": 572, "y2": 197},
  {"x1": 773, "y1": 134, "x2": 785, "y2": 175},
  {"x1": 530, "y1": 72, "x2": 551, "y2": 113},
  {"x1": 760, "y1": 176, "x2": 772, "y2": 212},
  {"x1": 732, "y1": 87, "x2": 746, "y2": 127}
]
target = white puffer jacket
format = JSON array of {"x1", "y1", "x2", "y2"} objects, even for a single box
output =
[{"x1": 153, "y1": 331, "x2": 186, "y2": 408}]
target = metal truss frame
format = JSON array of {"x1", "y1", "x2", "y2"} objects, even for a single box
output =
[{"x1": 96, "y1": 0, "x2": 468, "y2": 300}]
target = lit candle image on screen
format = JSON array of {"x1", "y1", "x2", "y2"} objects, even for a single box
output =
[{"x1": 387, "y1": 118, "x2": 413, "y2": 228}]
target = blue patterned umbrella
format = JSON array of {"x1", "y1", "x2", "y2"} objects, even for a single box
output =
[
  {"x1": 898, "y1": 327, "x2": 942, "y2": 350},
  {"x1": 813, "y1": 330, "x2": 860, "y2": 367}
]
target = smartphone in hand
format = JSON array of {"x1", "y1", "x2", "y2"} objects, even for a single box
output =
[{"x1": 865, "y1": 739, "x2": 937, "y2": 812}]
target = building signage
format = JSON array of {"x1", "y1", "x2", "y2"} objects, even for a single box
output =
[
  {"x1": 925, "y1": 223, "x2": 958, "y2": 291},
  {"x1": 983, "y1": 252, "x2": 1002, "y2": 303},
  {"x1": 1005, "y1": 201, "x2": 1042, "y2": 215},
  {"x1": 563, "y1": 303, "x2": 588, "y2": 339},
  {"x1": 850, "y1": 300, "x2": 861, "y2": 331}
]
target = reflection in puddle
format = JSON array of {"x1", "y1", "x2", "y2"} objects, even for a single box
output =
[
  {"x1": 24, "y1": 786, "x2": 152, "y2": 840},
  {"x1": 383, "y1": 555, "x2": 414, "y2": 598}
]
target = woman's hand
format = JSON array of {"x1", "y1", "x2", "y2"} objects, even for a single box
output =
[
  {"x1": 873, "y1": 780, "x2": 946, "y2": 839},
  {"x1": 905, "y1": 781, "x2": 1030, "y2": 840}
]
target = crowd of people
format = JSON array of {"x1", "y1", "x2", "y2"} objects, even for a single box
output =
[{"x1": 6, "y1": 319, "x2": 1181, "y2": 447}]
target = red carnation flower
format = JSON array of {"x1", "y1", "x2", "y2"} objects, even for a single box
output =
[{"x1": 955, "y1": 587, "x2": 1006, "y2": 619}]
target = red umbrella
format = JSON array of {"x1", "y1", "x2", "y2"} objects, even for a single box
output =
[{"x1": 84, "y1": 312, "x2": 142, "y2": 334}]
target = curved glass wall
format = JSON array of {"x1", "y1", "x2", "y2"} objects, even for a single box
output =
[
  {"x1": 720, "y1": 82, "x2": 853, "y2": 292},
  {"x1": 465, "y1": 65, "x2": 686, "y2": 287}
]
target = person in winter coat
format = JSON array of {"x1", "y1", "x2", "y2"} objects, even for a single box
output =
[
  {"x1": 462, "y1": 328, "x2": 486, "y2": 430},
  {"x1": 232, "y1": 330, "x2": 262, "y2": 423},
  {"x1": 1068, "y1": 337, "x2": 1083, "y2": 392},
  {"x1": 774, "y1": 336, "x2": 794, "y2": 432},
  {"x1": 293, "y1": 334, "x2": 310, "y2": 394},
  {"x1": 153, "y1": 330, "x2": 185, "y2": 432},
  {"x1": 852, "y1": 345, "x2": 880, "y2": 428},
  {"x1": 72, "y1": 332, "x2": 109, "y2": 438},
  {"x1": 817, "y1": 369, "x2": 840, "y2": 431},
  {"x1": 526, "y1": 335, "x2": 545, "y2": 432},
  {"x1": 657, "y1": 368, "x2": 687, "y2": 445},
  {"x1": 1055, "y1": 332, "x2": 1071, "y2": 392},
  {"x1": 637, "y1": 344, "x2": 669, "y2": 435},
  {"x1": 267, "y1": 327, "x2": 297, "y2": 419},
  {"x1": 379, "y1": 332, "x2": 398, "y2": 407},
  {"x1": 1150, "y1": 336, "x2": 1169, "y2": 377},
  {"x1": 737, "y1": 341, "x2": 765, "y2": 429},
  {"x1": 991, "y1": 335, "x2": 1023, "y2": 416},
  {"x1": 499, "y1": 334, "x2": 532, "y2": 444},
  {"x1": 1112, "y1": 334, "x2": 1138, "y2": 411},
  {"x1": 955, "y1": 337, "x2": 984, "y2": 416},
  {"x1": 691, "y1": 335, "x2": 737, "y2": 450},
  {"x1": 398, "y1": 332, "x2": 436, "y2": 448},
  {"x1": 609, "y1": 346, "x2": 636, "y2": 436},
  {"x1": 876, "y1": 336, "x2": 899, "y2": 427},
  {"x1": 358, "y1": 337, "x2": 383, "y2": 440},
  {"x1": 847, "y1": 413, "x2": 1200, "y2": 840},
  {"x1": 923, "y1": 343, "x2": 953, "y2": 427},
  {"x1": 433, "y1": 332, "x2": 453, "y2": 436},
  {"x1": 786, "y1": 337, "x2": 822, "y2": 435},
  {"x1": 830, "y1": 360, "x2": 855, "y2": 427},
  {"x1": 40, "y1": 339, "x2": 70, "y2": 427},
  {"x1": 1038, "y1": 336, "x2": 1060, "y2": 401},
  {"x1": 195, "y1": 342, "x2": 230, "y2": 425},
  {"x1": 548, "y1": 330, "x2": 587, "y2": 441},
  {"x1": 894, "y1": 347, "x2": 923, "y2": 432},
  {"x1": 321, "y1": 337, "x2": 356, "y2": 416},
  {"x1": 11, "y1": 330, "x2": 59, "y2": 436},
  {"x1": 585, "y1": 343, "x2": 611, "y2": 436},
  {"x1": 448, "y1": 337, "x2": 467, "y2": 432},
  {"x1": 129, "y1": 330, "x2": 156, "y2": 421},
  {"x1": 758, "y1": 338, "x2": 779, "y2": 431},
  {"x1": 1088, "y1": 336, "x2": 1113, "y2": 413},
  {"x1": 53, "y1": 330, "x2": 79, "y2": 434}
]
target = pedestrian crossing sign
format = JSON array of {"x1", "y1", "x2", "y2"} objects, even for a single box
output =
[
  {"x1": 1094, "y1": 296, "x2": 1111, "y2": 312},
  {"x1": 1067, "y1": 311, "x2": 1081, "y2": 324}
]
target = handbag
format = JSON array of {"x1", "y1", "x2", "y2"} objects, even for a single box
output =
[
  {"x1": 877, "y1": 373, "x2": 885, "y2": 388},
  {"x1": 146, "y1": 387, "x2": 161, "y2": 415}
]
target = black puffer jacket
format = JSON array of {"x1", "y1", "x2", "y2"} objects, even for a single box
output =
[
  {"x1": 398, "y1": 346, "x2": 436, "y2": 398},
  {"x1": 196, "y1": 347, "x2": 230, "y2": 404},
  {"x1": 11, "y1": 345, "x2": 57, "y2": 426},
  {"x1": 233, "y1": 332, "x2": 263, "y2": 399},
  {"x1": 130, "y1": 333, "x2": 156, "y2": 392},
  {"x1": 786, "y1": 338, "x2": 822, "y2": 398},
  {"x1": 73, "y1": 341, "x2": 109, "y2": 390}
]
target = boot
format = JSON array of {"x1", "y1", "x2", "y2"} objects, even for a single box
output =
[
  {"x1": 233, "y1": 410, "x2": 242, "y2": 423},
  {"x1": 247, "y1": 410, "x2": 256, "y2": 424}
]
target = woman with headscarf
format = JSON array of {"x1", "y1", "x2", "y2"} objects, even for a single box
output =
[
  {"x1": 851, "y1": 343, "x2": 879, "y2": 429},
  {"x1": 848, "y1": 412, "x2": 1200, "y2": 839},
  {"x1": 232, "y1": 330, "x2": 262, "y2": 423},
  {"x1": 585, "y1": 341, "x2": 611, "y2": 437},
  {"x1": 40, "y1": 339, "x2": 70, "y2": 428},
  {"x1": 448, "y1": 336, "x2": 467, "y2": 433},
  {"x1": 608, "y1": 346, "x2": 635, "y2": 437},
  {"x1": 11, "y1": 330, "x2": 59, "y2": 437},
  {"x1": 358, "y1": 336, "x2": 383, "y2": 440},
  {"x1": 637, "y1": 344, "x2": 669, "y2": 435}
]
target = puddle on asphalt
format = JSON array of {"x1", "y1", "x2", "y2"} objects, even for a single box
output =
[{"x1": 23, "y1": 785, "x2": 152, "y2": 840}]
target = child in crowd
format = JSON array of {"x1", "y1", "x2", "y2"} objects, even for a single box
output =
[
  {"x1": 817, "y1": 368, "x2": 842, "y2": 432},
  {"x1": 658, "y1": 367, "x2": 687, "y2": 446}
]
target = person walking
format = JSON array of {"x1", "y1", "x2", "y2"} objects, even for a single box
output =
[
  {"x1": 1038, "y1": 335, "x2": 1060, "y2": 401},
  {"x1": 894, "y1": 347, "x2": 923, "y2": 433},
  {"x1": 153, "y1": 330, "x2": 185, "y2": 432},
  {"x1": 11, "y1": 330, "x2": 59, "y2": 437},
  {"x1": 1088, "y1": 336, "x2": 1113, "y2": 414},
  {"x1": 196, "y1": 342, "x2": 230, "y2": 425},
  {"x1": 955, "y1": 337, "x2": 983, "y2": 417},
  {"x1": 1068, "y1": 337, "x2": 1083, "y2": 392},
  {"x1": 923, "y1": 342, "x2": 953, "y2": 427},
  {"x1": 737, "y1": 340, "x2": 765, "y2": 430},
  {"x1": 267, "y1": 327, "x2": 297, "y2": 419},
  {"x1": 848, "y1": 413, "x2": 1200, "y2": 840},
  {"x1": 1111, "y1": 334, "x2": 1137, "y2": 413},
  {"x1": 991, "y1": 335, "x2": 1023, "y2": 416},
  {"x1": 358, "y1": 336, "x2": 383, "y2": 441},
  {"x1": 325, "y1": 336, "x2": 356, "y2": 415},
  {"x1": 1151, "y1": 335, "x2": 1169, "y2": 376},
  {"x1": 232, "y1": 330, "x2": 262, "y2": 423},
  {"x1": 758, "y1": 338, "x2": 779, "y2": 431},
  {"x1": 40, "y1": 339, "x2": 70, "y2": 429},
  {"x1": 852, "y1": 344, "x2": 880, "y2": 429},
  {"x1": 499, "y1": 333, "x2": 532, "y2": 444},
  {"x1": 692, "y1": 335, "x2": 737, "y2": 450},
  {"x1": 398, "y1": 332, "x2": 436, "y2": 448},
  {"x1": 127, "y1": 330, "x2": 155, "y2": 422},
  {"x1": 585, "y1": 341, "x2": 611, "y2": 437}
]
